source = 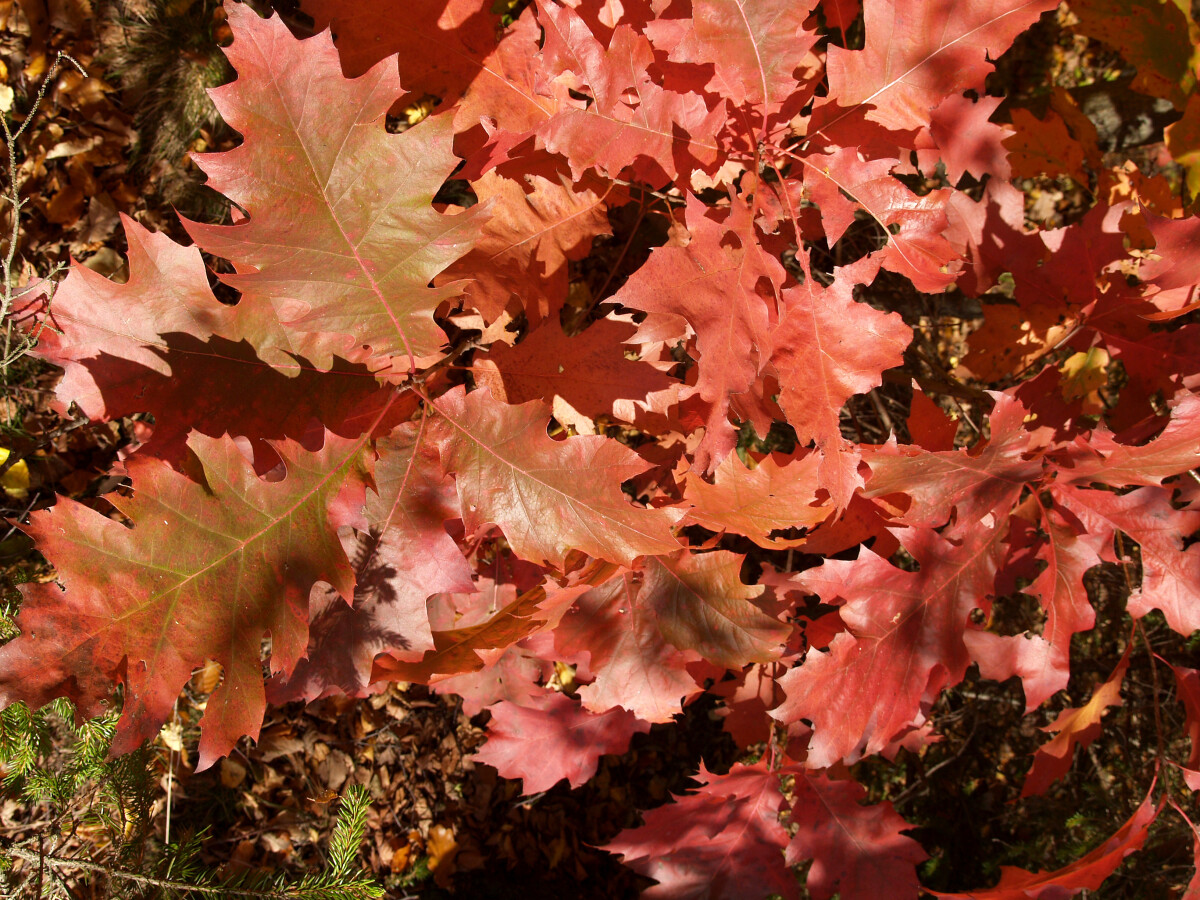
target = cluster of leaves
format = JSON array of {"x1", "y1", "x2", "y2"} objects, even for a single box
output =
[{"x1": 3, "y1": 0, "x2": 1200, "y2": 895}]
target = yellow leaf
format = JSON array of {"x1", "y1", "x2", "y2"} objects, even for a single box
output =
[
  {"x1": 1060, "y1": 347, "x2": 1110, "y2": 403},
  {"x1": 426, "y1": 823, "x2": 459, "y2": 887},
  {"x1": 0, "y1": 448, "x2": 30, "y2": 499},
  {"x1": 159, "y1": 720, "x2": 184, "y2": 752}
]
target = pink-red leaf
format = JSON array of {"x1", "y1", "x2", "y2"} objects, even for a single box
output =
[
  {"x1": 269, "y1": 416, "x2": 474, "y2": 702},
  {"x1": 603, "y1": 762, "x2": 797, "y2": 900},
  {"x1": 473, "y1": 691, "x2": 650, "y2": 794},
  {"x1": 472, "y1": 318, "x2": 676, "y2": 429},
  {"x1": 428, "y1": 386, "x2": 680, "y2": 568},
  {"x1": 691, "y1": 0, "x2": 820, "y2": 112},
  {"x1": 0, "y1": 432, "x2": 371, "y2": 768},
  {"x1": 534, "y1": 3, "x2": 724, "y2": 183},
  {"x1": 773, "y1": 526, "x2": 1006, "y2": 767},
  {"x1": 554, "y1": 569, "x2": 702, "y2": 722},
  {"x1": 863, "y1": 392, "x2": 1043, "y2": 532},
  {"x1": 823, "y1": 0, "x2": 1058, "y2": 132},
  {"x1": 442, "y1": 169, "x2": 614, "y2": 323},
  {"x1": 185, "y1": 6, "x2": 484, "y2": 371},
  {"x1": 683, "y1": 451, "x2": 829, "y2": 548},
  {"x1": 299, "y1": 0, "x2": 500, "y2": 103},
  {"x1": 770, "y1": 254, "x2": 911, "y2": 505},
  {"x1": 1055, "y1": 483, "x2": 1200, "y2": 635},
  {"x1": 930, "y1": 791, "x2": 1160, "y2": 899},
  {"x1": 785, "y1": 770, "x2": 926, "y2": 900},
  {"x1": 1173, "y1": 664, "x2": 1200, "y2": 772},
  {"x1": 641, "y1": 550, "x2": 789, "y2": 669},
  {"x1": 609, "y1": 194, "x2": 782, "y2": 471}
]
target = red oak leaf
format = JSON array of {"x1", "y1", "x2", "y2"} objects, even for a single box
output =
[
  {"x1": 34, "y1": 216, "x2": 397, "y2": 472},
  {"x1": 642, "y1": 550, "x2": 789, "y2": 669},
  {"x1": 683, "y1": 450, "x2": 830, "y2": 548},
  {"x1": 770, "y1": 254, "x2": 912, "y2": 505},
  {"x1": 609, "y1": 194, "x2": 785, "y2": 471},
  {"x1": 441, "y1": 168, "x2": 614, "y2": 323},
  {"x1": 472, "y1": 318, "x2": 676, "y2": 430},
  {"x1": 930, "y1": 791, "x2": 1160, "y2": 899},
  {"x1": 473, "y1": 691, "x2": 651, "y2": 794},
  {"x1": 1055, "y1": 484, "x2": 1200, "y2": 636},
  {"x1": 1172, "y1": 664, "x2": 1200, "y2": 773},
  {"x1": 5, "y1": 0, "x2": 1191, "y2": 888},
  {"x1": 976, "y1": 504, "x2": 1102, "y2": 710},
  {"x1": 184, "y1": 6, "x2": 485, "y2": 371},
  {"x1": 1175, "y1": 803, "x2": 1200, "y2": 897},
  {"x1": 35, "y1": 216, "x2": 225, "y2": 417},
  {"x1": 907, "y1": 387, "x2": 959, "y2": 451},
  {"x1": 535, "y1": 3, "x2": 724, "y2": 184},
  {"x1": 690, "y1": 0, "x2": 820, "y2": 119},
  {"x1": 712, "y1": 663, "x2": 786, "y2": 748},
  {"x1": 298, "y1": 0, "x2": 500, "y2": 104},
  {"x1": 823, "y1": 0, "x2": 1058, "y2": 133},
  {"x1": 454, "y1": 8, "x2": 564, "y2": 143},
  {"x1": 1005, "y1": 108, "x2": 1090, "y2": 183},
  {"x1": 1021, "y1": 646, "x2": 1128, "y2": 797},
  {"x1": 784, "y1": 771, "x2": 926, "y2": 900},
  {"x1": 427, "y1": 386, "x2": 680, "y2": 568},
  {"x1": 822, "y1": 0, "x2": 861, "y2": 33},
  {"x1": 773, "y1": 525, "x2": 1006, "y2": 767},
  {"x1": 372, "y1": 564, "x2": 610, "y2": 683},
  {"x1": 863, "y1": 391, "x2": 1044, "y2": 532},
  {"x1": 432, "y1": 641, "x2": 548, "y2": 716},
  {"x1": 554, "y1": 568, "x2": 703, "y2": 722},
  {"x1": 802, "y1": 148, "x2": 959, "y2": 292},
  {"x1": 603, "y1": 762, "x2": 798, "y2": 900},
  {"x1": 791, "y1": 494, "x2": 902, "y2": 557},
  {"x1": 268, "y1": 417, "x2": 474, "y2": 702},
  {"x1": 922, "y1": 94, "x2": 1013, "y2": 183},
  {"x1": 0, "y1": 432, "x2": 371, "y2": 769},
  {"x1": 1058, "y1": 392, "x2": 1200, "y2": 488},
  {"x1": 1140, "y1": 215, "x2": 1200, "y2": 311}
]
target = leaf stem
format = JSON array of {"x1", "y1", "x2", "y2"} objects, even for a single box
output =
[{"x1": 0, "y1": 51, "x2": 85, "y2": 399}]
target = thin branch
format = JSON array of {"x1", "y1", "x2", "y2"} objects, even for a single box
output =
[
  {"x1": 0, "y1": 52, "x2": 87, "y2": 398},
  {"x1": 2, "y1": 844, "x2": 355, "y2": 899},
  {"x1": 587, "y1": 190, "x2": 647, "y2": 313}
]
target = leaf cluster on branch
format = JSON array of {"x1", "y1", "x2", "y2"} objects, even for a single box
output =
[{"x1": 4, "y1": 0, "x2": 1200, "y2": 895}]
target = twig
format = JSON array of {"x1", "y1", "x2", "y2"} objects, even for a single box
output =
[
  {"x1": 0, "y1": 413, "x2": 88, "y2": 480},
  {"x1": 608, "y1": 177, "x2": 682, "y2": 208},
  {"x1": 164, "y1": 701, "x2": 176, "y2": 846},
  {"x1": 1, "y1": 844, "x2": 340, "y2": 899},
  {"x1": 890, "y1": 720, "x2": 979, "y2": 808},
  {"x1": 949, "y1": 395, "x2": 980, "y2": 436},
  {"x1": 587, "y1": 190, "x2": 647, "y2": 313},
  {"x1": 1111, "y1": 534, "x2": 1162, "y2": 756},
  {"x1": 0, "y1": 489, "x2": 41, "y2": 543},
  {"x1": 868, "y1": 389, "x2": 895, "y2": 438},
  {"x1": 0, "y1": 51, "x2": 87, "y2": 395}
]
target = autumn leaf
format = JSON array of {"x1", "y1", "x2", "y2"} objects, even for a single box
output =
[
  {"x1": 184, "y1": 5, "x2": 485, "y2": 372},
  {"x1": 823, "y1": 0, "x2": 1058, "y2": 132},
  {"x1": 473, "y1": 691, "x2": 651, "y2": 793},
  {"x1": 427, "y1": 386, "x2": 680, "y2": 568},
  {"x1": 0, "y1": 432, "x2": 372, "y2": 768},
  {"x1": 268, "y1": 416, "x2": 474, "y2": 703},
  {"x1": 784, "y1": 770, "x2": 926, "y2": 900},
  {"x1": 773, "y1": 525, "x2": 1007, "y2": 767},
  {"x1": 929, "y1": 791, "x2": 1161, "y2": 899},
  {"x1": 1020, "y1": 645, "x2": 1129, "y2": 797},
  {"x1": 603, "y1": 763, "x2": 798, "y2": 900}
]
